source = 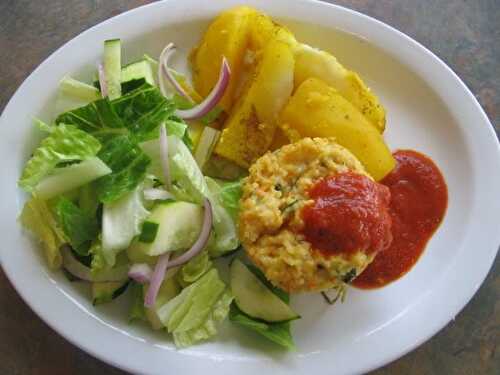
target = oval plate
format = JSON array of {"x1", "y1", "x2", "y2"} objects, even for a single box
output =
[{"x1": 1, "y1": 0, "x2": 499, "y2": 374}]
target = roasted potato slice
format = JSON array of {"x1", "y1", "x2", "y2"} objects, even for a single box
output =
[
  {"x1": 294, "y1": 44, "x2": 386, "y2": 132},
  {"x1": 280, "y1": 77, "x2": 395, "y2": 180},
  {"x1": 215, "y1": 38, "x2": 295, "y2": 168},
  {"x1": 190, "y1": 6, "x2": 255, "y2": 112},
  {"x1": 248, "y1": 12, "x2": 296, "y2": 54}
]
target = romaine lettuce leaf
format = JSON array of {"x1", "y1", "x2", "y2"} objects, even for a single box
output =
[
  {"x1": 168, "y1": 269, "x2": 225, "y2": 333},
  {"x1": 177, "y1": 251, "x2": 212, "y2": 287},
  {"x1": 79, "y1": 184, "x2": 99, "y2": 218},
  {"x1": 95, "y1": 135, "x2": 151, "y2": 203},
  {"x1": 173, "y1": 290, "x2": 233, "y2": 348},
  {"x1": 229, "y1": 305, "x2": 295, "y2": 350},
  {"x1": 55, "y1": 197, "x2": 98, "y2": 256},
  {"x1": 18, "y1": 123, "x2": 101, "y2": 191},
  {"x1": 55, "y1": 83, "x2": 183, "y2": 142},
  {"x1": 156, "y1": 269, "x2": 221, "y2": 328},
  {"x1": 112, "y1": 84, "x2": 177, "y2": 141},
  {"x1": 55, "y1": 97, "x2": 123, "y2": 133},
  {"x1": 101, "y1": 184, "x2": 149, "y2": 266},
  {"x1": 215, "y1": 179, "x2": 242, "y2": 221},
  {"x1": 19, "y1": 198, "x2": 67, "y2": 269},
  {"x1": 205, "y1": 177, "x2": 239, "y2": 256}
]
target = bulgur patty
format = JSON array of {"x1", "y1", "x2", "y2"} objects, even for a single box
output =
[{"x1": 239, "y1": 137, "x2": 390, "y2": 292}]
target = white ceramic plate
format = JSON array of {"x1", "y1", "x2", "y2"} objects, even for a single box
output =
[{"x1": 1, "y1": 0, "x2": 499, "y2": 374}]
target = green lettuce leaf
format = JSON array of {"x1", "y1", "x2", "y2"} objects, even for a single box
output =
[
  {"x1": 19, "y1": 198, "x2": 67, "y2": 269},
  {"x1": 112, "y1": 84, "x2": 178, "y2": 141},
  {"x1": 79, "y1": 184, "x2": 99, "y2": 218},
  {"x1": 205, "y1": 177, "x2": 239, "y2": 256},
  {"x1": 55, "y1": 197, "x2": 98, "y2": 256},
  {"x1": 156, "y1": 269, "x2": 223, "y2": 326},
  {"x1": 101, "y1": 184, "x2": 149, "y2": 266},
  {"x1": 229, "y1": 305, "x2": 295, "y2": 350},
  {"x1": 95, "y1": 135, "x2": 151, "y2": 203},
  {"x1": 173, "y1": 289, "x2": 233, "y2": 348},
  {"x1": 56, "y1": 97, "x2": 122, "y2": 130},
  {"x1": 55, "y1": 83, "x2": 183, "y2": 142},
  {"x1": 153, "y1": 267, "x2": 233, "y2": 348},
  {"x1": 216, "y1": 180, "x2": 242, "y2": 221},
  {"x1": 18, "y1": 123, "x2": 101, "y2": 191},
  {"x1": 177, "y1": 251, "x2": 212, "y2": 287}
]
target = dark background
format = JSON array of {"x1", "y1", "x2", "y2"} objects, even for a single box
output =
[{"x1": 1, "y1": 1, "x2": 498, "y2": 374}]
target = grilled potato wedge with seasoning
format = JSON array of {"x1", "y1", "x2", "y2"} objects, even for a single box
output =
[
  {"x1": 294, "y1": 44, "x2": 386, "y2": 132},
  {"x1": 190, "y1": 6, "x2": 255, "y2": 112},
  {"x1": 215, "y1": 38, "x2": 295, "y2": 168},
  {"x1": 279, "y1": 77, "x2": 395, "y2": 181}
]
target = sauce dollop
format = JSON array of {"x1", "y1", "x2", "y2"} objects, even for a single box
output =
[
  {"x1": 353, "y1": 150, "x2": 448, "y2": 289},
  {"x1": 301, "y1": 172, "x2": 392, "y2": 256}
]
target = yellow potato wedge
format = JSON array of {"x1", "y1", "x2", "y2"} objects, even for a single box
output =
[
  {"x1": 294, "y1": 44, "x2": 386, "y2": 132},
  {"x1": 280, "y1": 77, "x2": 395, "y2": 180},
  {"x1": 190, "y1": 6, "x2": 256, "y2": 112},
  {"x1": 269, "y1": 127, "x2": 290, "y2": 151},
  {"x1": 248, "y1": 12, "x2": 296, "y2": 54},
  {"x1": 215, "y1": 38, "x2": 295, "y2": 168}
]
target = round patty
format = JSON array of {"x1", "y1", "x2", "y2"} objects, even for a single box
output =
[{"x1": 239, "y1": 137, "x2": 377, "y2": 293}]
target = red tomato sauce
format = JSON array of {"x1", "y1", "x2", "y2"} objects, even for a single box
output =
[
  {"x1": 353, "y1": 150, "x2": 448, "y2": 289},
  {"x1": 301, "y1": 172, "x2": 393, "y2": 256}
]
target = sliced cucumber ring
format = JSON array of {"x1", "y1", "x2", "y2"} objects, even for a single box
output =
[{"x1": 230, "y1": 259, "x2": 299, "y2": 323}]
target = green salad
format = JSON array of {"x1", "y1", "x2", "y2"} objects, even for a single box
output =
[{"x1": 18, "y1": 39, "x2": 299, "y2": 349}]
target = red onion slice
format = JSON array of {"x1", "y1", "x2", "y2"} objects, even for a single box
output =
[
  {"x1": 167, "y1": 198, "x2": 213, "y2": 269},
  {"x1": 174, "y1": 57, "x2": 231, "y2": 120},
  {"x1": 143, "y1": 188, "x2": 174, "y2": 201},
  {"x1": 144, "y1": 253, "x2": 170, "y2": 307},
  {"x1": 128, "y1": 263, "x2": 153, "y2": 284},
  {"x1": 97, "y1": 62, "x2": 108, "y2": 98},
  {"x1": 159, "y1": 123, "x2": 172, "y2": 189},
  {"x1": 61, "y1": 245, "x2": 128, "y2": 282},
  {"x1": 158, "y1": 43, "x2": 193, "y2": 102}
]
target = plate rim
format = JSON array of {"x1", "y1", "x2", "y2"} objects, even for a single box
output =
[{"x1": 1, "y1": 0, "x2": 499, "y2": 374}]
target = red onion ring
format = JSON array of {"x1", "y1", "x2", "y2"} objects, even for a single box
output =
[
  {"x1": 97, "y1": 62, "x2": 108, "y2": 98},
  {"x1": 144, "y1": 253, "x2": 170, "y2": 307},
  {"x1": 174, "y1": 58, "x2": 231, "y2": 120},
  {"x1": 158, "y1": 43, "x2": 193, "y2": 102},
  {"x1": 167, "y1": 198, "x2": 213, "y2": 269}
]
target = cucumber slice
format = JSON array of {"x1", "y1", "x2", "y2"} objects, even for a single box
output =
[
  {"x1": 103, "y1": 39, "x2": 122, "y2": 99},
  {"x1": 128, "y1": 201, "x2": 204, "y2": 256},
  {"x1": 230, "y1": 259, "x2": 300, "y2": 323},
  {"x1": 59, "y1": 76, "x2": 101, "y2": 101},
  {"x1": 121, "y1": 60, "x2": 155, "y2": 86},
  {"x1": 34, "y1": 157, "x2": 111, "y2": 200}
]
